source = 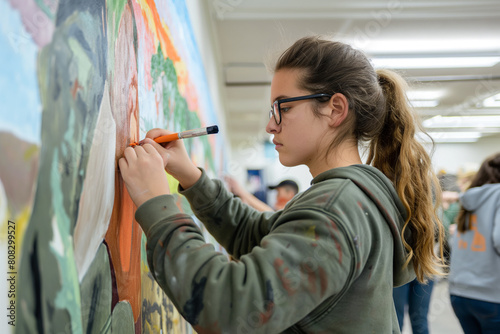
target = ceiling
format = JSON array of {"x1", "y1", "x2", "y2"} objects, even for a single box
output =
[{"x1": 206, "y1": 0, "x2": 500, "y2": 148}]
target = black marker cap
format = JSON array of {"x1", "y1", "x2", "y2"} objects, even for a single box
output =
[{"x1": 207, "y1": 125, "x2": 219, "y2": 134}]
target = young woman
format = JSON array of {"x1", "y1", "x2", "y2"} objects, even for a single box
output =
[
  {"x1": 119, "y1": 36, "x2": 444, "y2": 333},
  {"x1": 449, "y1": 152, "x2": 500, "y2": 334}
]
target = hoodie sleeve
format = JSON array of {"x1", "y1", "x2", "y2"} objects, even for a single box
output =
[
  {"x1": 135, "y1": 196, "x2": 354, "y2": 333},
  {"x1": 178, "y1": 168, "x2": 279, "y2": 258}
]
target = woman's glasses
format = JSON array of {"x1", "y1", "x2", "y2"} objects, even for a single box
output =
[{"x1": 269, "y1": 93, "x2": 332, "y2": 125}]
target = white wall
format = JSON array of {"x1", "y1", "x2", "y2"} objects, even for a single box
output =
[
  {"x1": 431, "y1": 136, "x2": 500, "y2": 174},
  {"x1": 185, "y1": 0, "x2": 229, "y2": 157}
]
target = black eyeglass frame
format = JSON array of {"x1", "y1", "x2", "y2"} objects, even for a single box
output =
[{"x1": 269, "y1": 93, "x2": 333, "y2": 125}]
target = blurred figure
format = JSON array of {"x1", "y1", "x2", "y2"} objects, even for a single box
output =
[
  {"x1": 439, "y1": 173, "x2": 462, "y2": 270},
  {"x1": 393, "y1": 279, "x2": 434, "y2": 334},
  {"x1": 268, "y1": 179, "x2": 299, "y2": 210},
  {"x1": 457, "y1": 169, "x2": 477, "y2": 192},
  {"x1": 225, "y1": 176, "x2": 299, "y2": 212},
  {"x1": 225, "y1": 176, "x2": 274, "y2": 211},
  {"x1": 448, "y1": 152, "x2": 500, "y2": 334}
]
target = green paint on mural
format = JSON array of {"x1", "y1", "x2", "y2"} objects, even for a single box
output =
[
  {"x1": 68, "y1": 37, "x2": 93, "y2": 86},
  {"x1": 108, "y1": 0, "x2": 127, "y2": 37},
  {"x1": 150, "y1": 46, "x2": 215, "y2": 172},
  {"x1": 50, "y1": 150, "x2": 83, "y2": 333},
  {"x1": 17, "y1": 2, "x2": 110, "y2": 333},
  {"x1": 60, "y1": 107, "x2": 76, "y2": 157},
  {"x1": 34, "y1": 0, "x2": 55, "y2": 20},
  {"x1": 80, "y1": 243, "x2": 112, "y2": 334},
  {"x1": 101, "y1": 301, "x2": 135, "y2": 334},
  {"x1": 105, "y1": 0, "x2": 128, "y2": 78},
  {"x1": 111, "y1": 301, "x2": 135, "y2": 333}
]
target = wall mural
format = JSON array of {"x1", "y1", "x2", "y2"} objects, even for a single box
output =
[{"x1": 0, "y1": 0, "x2": 224, "y2": 332}]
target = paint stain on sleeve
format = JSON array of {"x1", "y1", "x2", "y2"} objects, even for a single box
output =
[
  {"x1": 183, "y1": 276, "x2": 207, "y2": 325},
  {"x1": 273, "y1": 258, "x2": 295, "y2": 295},
  {"x1": 329, "y1": 220, "x2": 343, "y2": 264},
  {"x1": 260, "y1": 280, "x2": 275, "y2": 324}
]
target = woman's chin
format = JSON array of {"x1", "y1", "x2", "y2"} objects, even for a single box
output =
[{"x1": 278, "y1": 156, "x2": 298, "y2": 168}]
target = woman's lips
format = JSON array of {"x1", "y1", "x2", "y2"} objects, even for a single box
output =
[{"x1": 273, "y1": 140, "x2": 283, "y2": 149}]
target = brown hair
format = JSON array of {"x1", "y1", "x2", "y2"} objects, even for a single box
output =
[
  {"x1": 275, "y1": 36, "x2": 444, "y2": 282},
  {"x1": 457, "y1": 152, "x2": 500, "y2": 232}
]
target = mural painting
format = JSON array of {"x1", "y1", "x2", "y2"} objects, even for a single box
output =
[{"x1": 0, "y1": 0, "x2": 224, "y2": 332}]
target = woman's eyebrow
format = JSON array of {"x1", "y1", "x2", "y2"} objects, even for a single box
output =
[{"x1": 271, "y1": 95, "x2": 290, "y2": 103}]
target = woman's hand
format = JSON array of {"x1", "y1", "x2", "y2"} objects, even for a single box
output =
[
  {"x1": 140, "y1": 128, "x2": 202, "y2": 189},
  {"x1": 119, "y1": 144, "x2": 170, "y2": 207}
]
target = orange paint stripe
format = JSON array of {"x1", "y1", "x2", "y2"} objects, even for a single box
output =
[{"x1": 144, "y1": 0, "x2": 180, "y2": 62}]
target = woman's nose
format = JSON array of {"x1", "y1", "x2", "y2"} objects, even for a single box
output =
[{"x1": 266, "y1": 117, "x2": 280, "y2": 134}]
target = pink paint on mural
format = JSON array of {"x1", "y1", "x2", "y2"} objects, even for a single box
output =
[{"x1": 8, "y1": 0, "x2": 55, "y2": 48}]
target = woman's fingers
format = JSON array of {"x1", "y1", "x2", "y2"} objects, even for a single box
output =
[
  {"x1": 142, "y1": 138, "x2": 169, "y2": 151},
  {"x1": 118, "y1": 157, "x2": 128, "y2": 171},
  {"x1": 133, "y1": 144, "x2": 148, "y2": 158},
  {"x1": 123, "y1": 146, "x2": 138, "y2": 161},
  {"x1": 142, "y1": 144, "x2": 166, "y2": 163},
  {"x1": 145, "y1": 128, "x2": 174, "y2": 140},
  {"x1": 142, "y1": 143, "x2": 158, "y2": 154},
  {"x1": 118, "y1": 142, "x2": 171, "y2": 207},
  {"x1": 141, "y1": 138, "x2": 171, "y2": 166}
]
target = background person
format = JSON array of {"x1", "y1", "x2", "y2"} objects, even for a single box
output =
[
  {"x1": 226, "y1": 176, "x2": 299, "y2": 211},
  {"x1": 267, "y1": 179, "x2": 299, "y2": 210},
  {"x1": 448, "y1": 152, "x2": 500, "y2": 334},
  {"x1": 225, "y1": 175, "x2": 274, "y2": 211}
]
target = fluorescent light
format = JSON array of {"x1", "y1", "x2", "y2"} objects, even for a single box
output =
[
  {"x1": 430, "y1": 138, "x2": 479, "y2": 143},
  {"x1": 361, "y1": 39, "x2": 500, "y2": 54},
  {"x1": 430, "y1": 132, "x2": 482, "y2": 139},
  {"x1": 371, "y1": 56, "x2": 500, "y2": 69},
  {"x1": 407, "y1": 90, "x2": 443, "y2": 108},
  {"x1": 483, "y1": 93, "x2": 500, "y2": 107},
  {"x1": 423, "y1": 115, "x2": 500, "y2": 128},
  {"x1": 410, "y1": 100, "x2": 439, "y2": 108},
  {"x1": 407, "y1": 90, "x2": 445, "y2": 100},
  {"x1": 417, "y1": 131, "x2": 482, "y2": 143}
]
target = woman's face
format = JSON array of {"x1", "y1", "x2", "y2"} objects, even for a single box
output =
[{"x1": 266, "y1": 69, "x2": 332, "y2": 172}]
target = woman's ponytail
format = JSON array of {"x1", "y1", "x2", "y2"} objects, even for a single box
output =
[{"x1": 368, "y1": 69, "x2": 445, "y2": 282}]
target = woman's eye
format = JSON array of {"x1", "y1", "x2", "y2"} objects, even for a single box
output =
[{"x1": 281, "y1": 107, "x2": 291, "y2": 113}]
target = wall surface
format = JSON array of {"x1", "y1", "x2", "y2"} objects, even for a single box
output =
[
  {"x1": 0, "y1": 0, "x2": 224, "y2": 333},
  {"x1": 432, "y1": 137, "x2": 500, "y2": 174}
]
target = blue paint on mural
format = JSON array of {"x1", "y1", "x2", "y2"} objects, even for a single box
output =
[{"x1": 0, "y1": 1, "x2": 41, "y2": 144}]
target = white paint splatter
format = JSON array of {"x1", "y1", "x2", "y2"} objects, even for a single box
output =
[{"x1": 49, "y1": 216, "x2": 64, "y2": 256}]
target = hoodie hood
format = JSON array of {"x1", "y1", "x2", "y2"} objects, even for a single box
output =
[
  {"x1": 460, "y1": 183, "x2": 500, "y2": 211},
  {"x1": 312, "y1": 164, "x2": 415, "y2": 286}
]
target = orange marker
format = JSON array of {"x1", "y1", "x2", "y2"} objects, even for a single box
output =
[{"x1": 130, "y1": 125, "x2": 219, "y2": 147}]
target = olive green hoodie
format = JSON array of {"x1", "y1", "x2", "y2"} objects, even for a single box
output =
[{"x1": 135, "y1": 164, "x2": 414, "y2": 333}]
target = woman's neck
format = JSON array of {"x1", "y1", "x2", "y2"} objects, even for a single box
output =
[{"x1": 308, "y1": 141, "x2": 362, "y2": 178}]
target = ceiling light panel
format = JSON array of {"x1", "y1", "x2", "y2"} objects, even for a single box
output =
[
  {"x1": 361, "y1": 39, "x2": 500, "y2": 54},
  {"x1": 483, "y1": 93, "x2": 500, "y2": 107},
  {"x1": 423, "y1": 116, "x2": 500, "y2": 128},
  {"x1": 371, "y1": 56, "x2": 500, "y2": 69}
]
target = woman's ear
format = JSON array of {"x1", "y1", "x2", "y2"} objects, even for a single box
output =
[{"x1": 326, "y1": 93, "x2": 349, "y2": 127}]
